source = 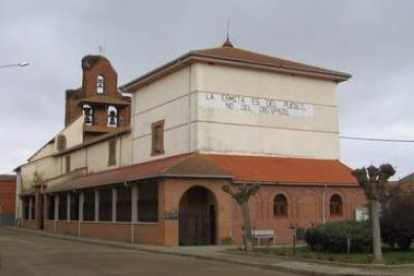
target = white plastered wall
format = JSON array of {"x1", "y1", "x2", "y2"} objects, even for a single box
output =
[
  {"x1": 131, "y1": 67, "x2": 197, "y2": 164},
  {"x1": 193, "y1": 63, "x2": 340, "y2": 159},
  {"x1": 56, "y1": 115, "x2": 84, "y2": 150},
  {"x1": 19, "y1": 157, "x2": 60, "y2": 191}
]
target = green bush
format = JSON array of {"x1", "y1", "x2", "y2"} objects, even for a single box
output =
[
  {"x1": 305, "y1": 220, "x2": 372, "y2": 253},
  {"x1": 381, "y1": 192, "x2": 414, "y2": 251}
]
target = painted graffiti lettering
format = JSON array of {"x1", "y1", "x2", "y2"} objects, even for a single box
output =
[{"x1": 201, "y1": 91, "x2": 313, "y2": 118}]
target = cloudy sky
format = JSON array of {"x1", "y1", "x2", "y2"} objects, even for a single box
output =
[{"x1": 0, "y1": 0, "x2": 413, "y2": 179}]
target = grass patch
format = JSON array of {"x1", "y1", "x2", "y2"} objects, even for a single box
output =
[{"x1": 250, "y1": 246, "x2": 414, "y2": 265}]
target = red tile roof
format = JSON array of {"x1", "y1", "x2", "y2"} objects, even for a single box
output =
[
  {"x1": 121, "y1": 42, "x2": 351, "y2": 92},
  {"x1": 205, "y1": 154, "x2": 357, "y2": 185},
  {"x1": 46, "y1": 154, "x2": 193, "y2": 193},
  {"x1": 44, "y1": 154, "x2": 356, "y2": 193},
  {"x1": 192, "y1": 46, "x2": 350, "y2": 79}
]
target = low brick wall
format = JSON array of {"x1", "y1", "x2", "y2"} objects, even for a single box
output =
[
  {"x1": 81, "y1": 222, "x2": 131, "y2": 242},
  {"x1": 135, "y1": 223, "x2": 163, "y2": 245},
  {"x1": 22, "y1": 219, "x2": 36, "y2": 229},
  {"x1": 56, "y1": 221, "x2": 79, "y2": 236},
  {"x1": 44, "y1": 220, "x2": 55, "y2": 232}
]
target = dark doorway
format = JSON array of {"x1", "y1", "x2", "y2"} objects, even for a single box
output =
[{"x1": 178, "y1": 186, "x2": 217, "y2": 245}]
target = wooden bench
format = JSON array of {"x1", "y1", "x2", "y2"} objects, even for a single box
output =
[{"x1": 251, "y1": 229, "x2": 276, "y2": 245}]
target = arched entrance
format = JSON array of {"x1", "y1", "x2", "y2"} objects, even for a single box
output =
[{"x1": 179, "y1": 186, "x2": 217, "y2": 245}]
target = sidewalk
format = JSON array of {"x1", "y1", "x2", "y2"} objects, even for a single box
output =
[{"x1": 6, "y1": 227, "x2": 414, "y2": 276}]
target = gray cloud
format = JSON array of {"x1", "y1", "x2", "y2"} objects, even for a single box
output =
[{"x1": 1, "y1": 0, "x2": 413, "y2": 178}]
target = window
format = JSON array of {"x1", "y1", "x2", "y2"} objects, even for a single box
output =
[
  {"x1": 56, "y1": 135, "x2": 67, "y2": 152},
  {"x1": 273, "y1": 194, "x2": 288, "y2": 217},
  {"x1": 23, "y1": 197, "x2": 29, "y2": 220},
  {"x1": 83, "y1": 190, "x2": 95, "y2": 221},
  {"x1": 65, "y1": 156, "x2": 71, "y2": 173},
  {"x1": 83, "y1": 104, "x2": 93, "y2": 125},
  {"x1": 151, "y1": 120, "x2": 165, "y2": 156},
  {"x1": 107, "y1": 106, "x2": 118, "y2": 127},
  {"x1": 58, "y1": 194, "x2": 67, "y2": 221},
  {"x1": 47, "y1": 195, "x2": 55, "y2": 220},
  {"x1": 108, "y1": 139, "x2": 116, "y2": 166},
  {"x1": 330, "y1": 194, "x2": 343, "y2": 216},
  {"x1": 30, "y1": 197, "x2": 35, "y2": 220},
  {"x1": 70, "y1": 192, "x2": 79, "y2": 221},
  {"x1": 116, "y1": 185, "x2": 131, "y2": 222},
  {"x1": 138, "y1": 182, "x2": 158, "y2": 222},
  {"x1": 99, "y1": 187, "x2": 112, "y2": 221},
  {"x1": 96, "y1": 75, "x2": 104, "y2": 94}
]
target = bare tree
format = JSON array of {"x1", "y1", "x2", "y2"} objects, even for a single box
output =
[
  {"x1": 222, "y1": 183, "x2": 260, "y2": 251},
  {"x1": 352, "y1": 164, "x2": 395, "y2": 263}
]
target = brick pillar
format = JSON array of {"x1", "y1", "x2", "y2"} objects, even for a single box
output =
[
  {"x1": 34, "y1": 188, "x2": 43, "y2": 229},
  {"x1": 79, "y1": 192, "x2": 84, "y2": 237},
  {"x1": 67, "y1": 193, "x2": 71, "y2": 222},
  {"x1": 28, "y1": 197, "x2": 33, "y2": 220},
  {"x1": 131, "y1": 185, "x2": 138, "y2": 223},
  {"x1": 43, "y1": 194, "x2": 48, "y2": 222},
  {"x1": 54, "y1": 195, "x2": 59, "y2": 221},
  {"x1": 54, "y1": 194, "x2": 59, "y2": 232},
  {"x1": 131, "y1": 185, "x2": 138, "y2": 243},
  {"x1": 112, "y1": 187, "x2": 117, "y2": 222},
  {"x1": 79, "y1": 192, "x2": 84, "y2": 222},
  {"x1": 94, "y1": 189, "x2": 100, "y2": 222}
]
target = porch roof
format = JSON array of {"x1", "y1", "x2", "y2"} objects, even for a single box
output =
[
  {"x1": 204, "y1": 154, "x2": 357, "y2": 185},
  {"x1": 44, "y1": 153, "x2": 356, "y2": 193},
  {"x1": 45, "y1": 154, "x2": 232, "y2": 193}
]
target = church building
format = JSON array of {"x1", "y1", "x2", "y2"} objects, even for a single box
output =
[{"x1": 16, "y1": 39, "x2": 366, "y2": 246}]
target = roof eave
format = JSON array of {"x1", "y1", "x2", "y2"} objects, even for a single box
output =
[{"x1": 121, "y1": 52, "x2": 351, "y2": 93}]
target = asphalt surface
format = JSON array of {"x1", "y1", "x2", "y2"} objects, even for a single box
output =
[{"x1": 0, "y1": 228, "x2": 300, "y2": 276}]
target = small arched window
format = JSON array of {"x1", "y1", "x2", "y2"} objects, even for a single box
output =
[
  {"x1": 330, "y1": 194, "x2": 343, "y2": 216},
  {"x1": 56, "y1": 135, "x2": 67, "y2": 152},
  {"x1": 273, "y1": 194, "x2": 288, "y2": 217},
  {"x1": 96, "y1": 75, "x2": 104, "y2": 94},
  {"x1": 107, "y1": 105, "x2": 118, "y2": 127},
  {"x1": 83, "y1": 104, "x2": 93, "y2": 125}
]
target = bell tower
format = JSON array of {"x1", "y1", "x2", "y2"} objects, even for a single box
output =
[{"x1": 65, "y1": 55, "x2": 131, "y2": 141}]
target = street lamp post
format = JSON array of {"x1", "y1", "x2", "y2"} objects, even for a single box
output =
[{"x1": 0, "y1": 62, "x2": 29, "y2": 69}]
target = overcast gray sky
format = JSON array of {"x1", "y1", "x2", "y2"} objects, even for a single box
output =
[{"x1": 1, "y1": 0, "x2": 413, "y2": 179}]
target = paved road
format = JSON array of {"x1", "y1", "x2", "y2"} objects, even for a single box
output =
[{"x1": 0, "y1": 228, "x2": 300, "y2": 276}]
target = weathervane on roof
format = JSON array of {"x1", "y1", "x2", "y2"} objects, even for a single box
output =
[{"x1": 223, "y1": 18, "x2": 234, "y2": 48}]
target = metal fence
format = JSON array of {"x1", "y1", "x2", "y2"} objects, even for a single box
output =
[{"x1": 179, "y1": 215, "x2": 214, "y2": 246}]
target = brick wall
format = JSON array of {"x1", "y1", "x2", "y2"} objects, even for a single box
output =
[
  {"x1": 55, "y1": 221, "x2": 79, "y2": 236},
  {"x1": 36, "y1": 178, "x2": 366, "y2": 246},
  {"x1": 232, "y1": 185, "x2": 367, "y2": 244},
  {"x1": 134, "y1": 223, "x2": 163, "y2": 245},
  {"x1": 0, "y1": 176, "x2": 16, "y2": 216},
  {"x1": 22, "y1": 219, "x2": 36, "y2": 229},
  {"x1": 65, "y1": 56, "x2": 131, "y2": 128},
  {"x1": 81, "y1": 222, "x2": 131, "y2": 242}
]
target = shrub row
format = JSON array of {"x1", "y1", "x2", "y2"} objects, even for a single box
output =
[{"x1": 305, "y1": 220, "x2": 372, "y2": 253}]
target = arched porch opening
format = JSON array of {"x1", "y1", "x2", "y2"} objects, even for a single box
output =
[{"x1": 178, "y1": 186, "x2": 217, "y2": 245}]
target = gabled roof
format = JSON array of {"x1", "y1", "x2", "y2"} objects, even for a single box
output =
[
  {"x1": 44, "y1": 153, "x2": 356, "y2": 193},
  {"x1": 400, "y1": 172, "x2": 414, "y2": 184},
  {"x1": 121, "y1": 40, "x2": 351, "y2": 92}
]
